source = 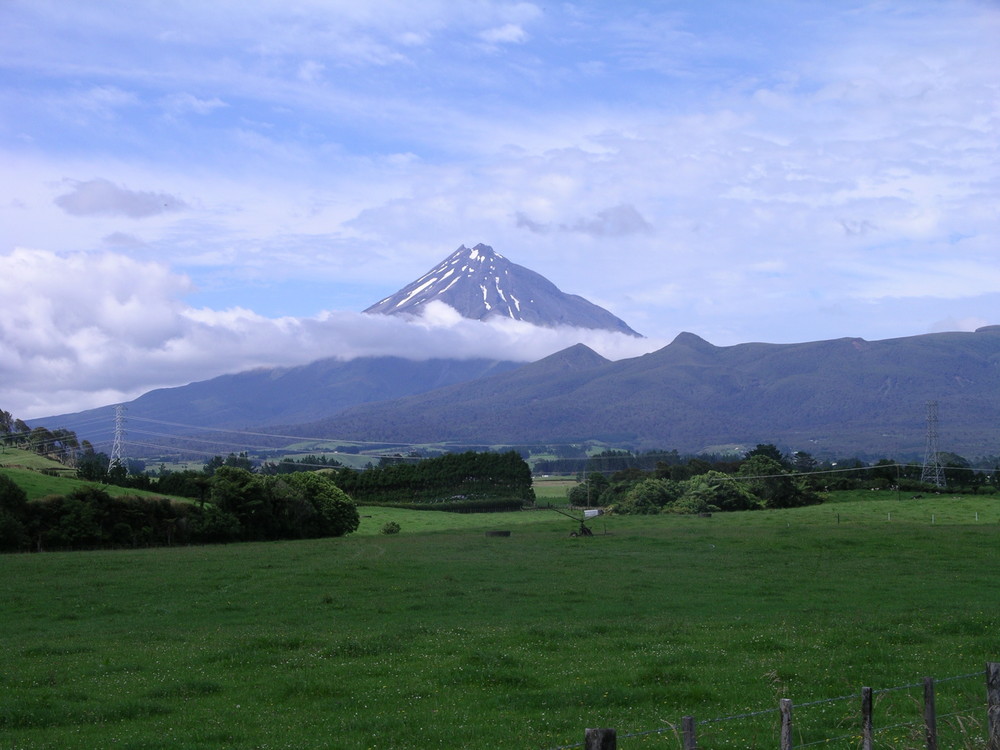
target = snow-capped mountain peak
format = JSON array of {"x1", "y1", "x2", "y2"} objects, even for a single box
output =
[{"x1": 364, "y1": 243, "x2": 641, "y2": 336}]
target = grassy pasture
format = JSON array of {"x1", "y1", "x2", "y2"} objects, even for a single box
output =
[
  {"x1": 0, "y1": 465, "x2": 188, "y2": 504},
  {"x1": 0, "y1": 447, "x2": 73, "y2": 471},
  {"x1": 0, "y1": 448, "x2": 76, "y2": 475},
  {"x1": 2, "y1": 496, "x2": 999, "y2": 749},
  {"x1": 0, "y1": 448, "x2": 194, "y2": 504},
  {"x1": 531, "y1": 478, "x2": 575, "y2": 506}
]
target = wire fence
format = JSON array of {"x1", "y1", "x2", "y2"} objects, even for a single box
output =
[{"x1": 547, "y1": 667, "x2": 994, "y2": 749}]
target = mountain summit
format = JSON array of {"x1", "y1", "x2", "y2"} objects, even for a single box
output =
[{"x1": 364, "y1": 243, "x2": 642, "y2": 337}]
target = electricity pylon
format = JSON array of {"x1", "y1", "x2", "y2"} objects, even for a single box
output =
[
  {"x1": 110, "y1": 404, "x2": 126, "y2": 469},
  {"x1": 920, "y1": 401, "x2": 945, "y2": 488}
]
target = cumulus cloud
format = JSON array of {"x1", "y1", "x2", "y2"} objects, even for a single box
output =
[
  {"x1": 4, "y1": 0, "x2": 999, "y2": 379},
  {"x1": 55, "y1": 179, "x2": 188, "y2": 218},
  {"x1": 0, "y1": 248, "x2": 660, "y2": 419}
]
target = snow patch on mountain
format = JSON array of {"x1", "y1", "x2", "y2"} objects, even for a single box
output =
[{"x1": 364, "y1": 243, "x2": 642, "y2": 337}]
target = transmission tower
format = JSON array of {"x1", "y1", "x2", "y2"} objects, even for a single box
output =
[
  {"x1": 920, "y1": 400, "x2": 945, "y2": 488},
  {"x1": 110, "y1": 404, "x2": 126, "y2": 469}
]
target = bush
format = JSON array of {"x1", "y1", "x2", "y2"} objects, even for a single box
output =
[
  {"x1": 0, "y1": 472, "x2": 27, "y2": 515},
  {"x1": 0, "y1": 509, "x2": 28, "y2": 551},
  {"x1": 613, "y1": 478, "x2": 683, "y2": 514},
  {"x1": 276, "y1": 472, "x2": 360, "y2": 538},
  {"x1": 380, "y1": 521, "x2": 401, "y2": 535}
]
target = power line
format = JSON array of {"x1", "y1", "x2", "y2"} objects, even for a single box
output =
[{"x1": 125, "y1": 414, "x2": 502, "y2": 450}]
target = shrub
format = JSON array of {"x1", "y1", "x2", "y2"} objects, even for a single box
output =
[
  {"x1": 380, "y1": 521, "x2": 401, "y2": 535},
  {"x1": 276, "y1": 472, "x2": 360, "y2": 538},
  {"x1": 613, "y1": 478, "x2": 683, "y2": 514},
  {"x1": 0, "y1": 472, "x2": 27, "y2": 515},
  {"x1": 0, "y1": 509, "x2": 28, "y2": 551}
]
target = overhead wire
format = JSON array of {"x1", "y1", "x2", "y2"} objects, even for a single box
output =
[{"x1": 25, "y1": 412, "x2": 1000, "y2": 476}]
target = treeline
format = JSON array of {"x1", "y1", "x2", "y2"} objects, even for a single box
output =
[
  {"x1": 85, "y1": 449, "x2": 535, "y2": 512},
  {"x1": 580, "y1": 449, "x2": 822, "y2": 514},
  {"x1": 335, "y1": 451, "x2": 534, "y2": 510},
  {"x1": 536, "y1": 446, "x2": 1000, "y2": 490},
  {"x1": 0, "y1": 468, "x2": 359, "y2": 553},
  {"x1": 1, "y1": 409, "x2": 87, "y2": 463},
  {"x1": 566, "y1": 444, "x2": 999, "y2": 515}
]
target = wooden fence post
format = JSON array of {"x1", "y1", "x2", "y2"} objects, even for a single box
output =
[
  {"x1": 988, "y1": 662, "x2": 1000, "y2": 750},
  {"x1": 923, "y1": 676, "x2": 937, "y2": 750},
  {"x1": 585, "y1": 727, "x2": 616, "y2": 750},
  {"x1": 861, "y1": 686, "x2": 873, "y2": 750},
  {"x1": 780, "y1": 698, "x2": 793, "y2": 750},
  {"x1": 682, "y1": 715, "x2": 697, "y2": 749}
]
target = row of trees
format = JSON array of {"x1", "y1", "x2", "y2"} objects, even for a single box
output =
[
  {"x1": 574, "y1": 450, "x2": 822, "y2": 514},
  {"x1": 335, "y1": 451, "x2": 534, "y2": 510},
  {"x1": 1, "y1": 434, "x2": 537, "y2": 551},
  {"x1": 1, "y1": 410, "x2": 88, "y2": 463},
  {"x1": 84, "y1": 449, "x2": 535, "y2": 511},
  {"x1": 568, "y1": 445, "x2": 996, "y2": 489},
  {"x1": 566, "y1": 443, "x2": 999, "y2": 515},
  {"x1": 0, "y1": 468, "x2": 359, "y2": 553}
]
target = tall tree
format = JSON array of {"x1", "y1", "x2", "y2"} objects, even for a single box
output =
[
  {"x1": 745, "y1": 443, "x2": 786, "y2": 465},
  {"x1": 276, "y1": 472, "x2": 359, "y2": 538},
  {"x1": 0, "y1": 473, "x2": 29, "y2": 551},
  {"x1": 791, "y1": 451, "x2": 818, "y2": 472}
]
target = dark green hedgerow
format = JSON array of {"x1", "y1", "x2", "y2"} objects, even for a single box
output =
[{"x1": 2, "y1": 469, "x2": 359, "y2": 552}]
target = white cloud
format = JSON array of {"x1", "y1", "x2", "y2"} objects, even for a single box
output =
[
  {"x1": 847, "y1": 259, "x2": 1000, "y2": 302},
  {"x1": 160, "y1": 92, "x2": 228, "y2": 116},
  {"x1": 0, "y1": 248, "x2": 659, "y2": 419},
  {"x1": 54, "y1": 179, "x2": 189, "y2": 218},
  {"x1": 479, "y1": 23, "x2": 527, "y2": 45},
  {"x1": 297, "y1": 60, "x2": 325, "y2": 83},
  {"x1": 2, "y1": 0, "x2": 1000, "y2": 416},
  {"x1": 102, "y1": 231, "x2": 146, "y2": 247},
  {"x1": 68, "y1": 86, "x2": 139, "y2": 119}
]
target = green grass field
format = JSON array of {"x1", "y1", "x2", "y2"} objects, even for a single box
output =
[
  {"x1": 2, "y1": 495, "x2": 999, "y2": 749},
  {"x1": 0, "y1": 448, "x2": 77, "y2": 473},
  {"x1": 0, "y1": 449, "x2": 190, "y2": 503}
]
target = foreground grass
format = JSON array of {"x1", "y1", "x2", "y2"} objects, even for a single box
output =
[{"x1": 2, "y1": 498, "x2": 999, "y2": 749}]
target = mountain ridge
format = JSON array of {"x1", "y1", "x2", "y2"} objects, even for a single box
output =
[
  {"x1": 27, "y1": 234, "x2": 1000, "y2": 460},
  {"x1": 283, "y1": 327, "x2": 1000, "y2": 456},
  {"x1": 30, "y1": 327, "x2": 1000, "y2": 459}
]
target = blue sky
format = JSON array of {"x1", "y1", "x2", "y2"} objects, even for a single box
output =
[{"x1": 2, "y1": 1, "x2": 999, "y2": 418}]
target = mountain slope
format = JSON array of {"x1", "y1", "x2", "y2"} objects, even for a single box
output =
[
  {"x1": 285, "y1": 343, "x2": 615, "y2": 444},
  {"x1": 35, "y1": 356, "x2": 520, "y2": 448},
  {"x1": 288, "y1": 327, "x2": 1000, "y2": 456},
  {"x1": 364, "y1": 243, "x2": 642, "y2": 336}
]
